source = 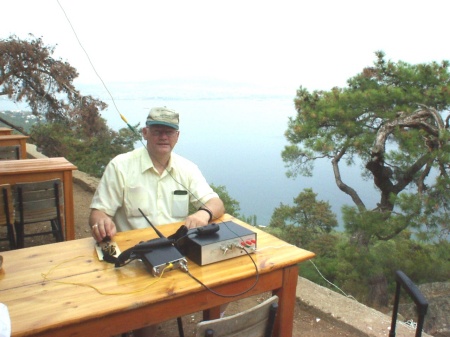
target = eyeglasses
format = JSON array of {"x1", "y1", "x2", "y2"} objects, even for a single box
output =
[{"x1": 149, "y1": 129, "x2": 179, "y2": 137}]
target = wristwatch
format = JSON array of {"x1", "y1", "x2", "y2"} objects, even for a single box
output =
[{"x1": 198, "y1": 207, "x2": 213, "y2": 222}]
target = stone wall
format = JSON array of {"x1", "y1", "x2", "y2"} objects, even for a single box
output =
[
  {"x1": 400, "y1": 282, "x2": 450, "y2": 337},
  {"x1": 297, "y1": 277, "x2": 433, "y2": 337}
]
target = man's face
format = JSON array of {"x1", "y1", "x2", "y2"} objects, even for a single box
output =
[{"x1": 143, "y1": 125, "x2": 179, "y2": 157}]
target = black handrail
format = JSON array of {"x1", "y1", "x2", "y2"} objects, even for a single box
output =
[{"x1": 389, "y1": 270, "x2": 428, "y2": 337}]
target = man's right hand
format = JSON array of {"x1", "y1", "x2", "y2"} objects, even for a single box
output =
[{"x1": 89, "y1": 209, "x2": 117, "y2": 242}]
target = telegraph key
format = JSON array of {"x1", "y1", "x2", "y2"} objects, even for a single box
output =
[{"x1": 177, "y1": 221, "x2": 257, "y2": 265}]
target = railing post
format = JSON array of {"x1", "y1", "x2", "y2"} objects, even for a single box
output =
[{"x1": 389, "y1": 270, "x2": 428, "y2": 337}]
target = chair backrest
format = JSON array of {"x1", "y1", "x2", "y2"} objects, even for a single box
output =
[
  {"x1": 0, "y1": 184, "x2": 14, "y2": 226},
  {"x1": 13, "y1": 179, "x2": 64, "y2": 224},
  {"x1": 0, "y1": 183, "x2": 16, "y2": 249},
  {"x1": 195, "y1": 295, "x2": 279, "y2": 337},
  {"x1": 0, "y1": 145, "x2": 21, "y2": 160}
]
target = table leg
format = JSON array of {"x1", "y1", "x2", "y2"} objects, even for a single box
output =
[
  {"x1": 19, "y1": 139, "x2": 27, "y2": 159},
  {"x1": 272, "y1": 264, "x2": 299, "y2": 337},
  {"x1": 62, "y1": 171, "x2": 75, "y2": 240},
  {"x1": 202, "y1": 305, "x2": 221, "y2": 321}
]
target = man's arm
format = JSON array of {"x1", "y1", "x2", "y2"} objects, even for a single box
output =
[
  {"x1": 184, "y1": 197, "x2": 225, "y2": 229},
  {"x1": 89, "y1": 208, "x2": 117, "y2": 242}
]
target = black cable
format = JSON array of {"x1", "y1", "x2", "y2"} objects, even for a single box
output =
[{"x1": 184, "y1": 247, "x2": 259, "y2": 298}]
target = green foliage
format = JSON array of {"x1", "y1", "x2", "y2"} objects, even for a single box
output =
[
  {"x1": 395, "y1": 176, "x2": 450, "y2": 241},
  {"x1": 240, "y1": 214, "x2": 258, "y2": 226},
  {"x1": 299, "y1": 233, "x2": 342, "y2": 286},
  {"x1": 265, "y1": 188, "x2": 343, "y2": 289},
  {"x1": 0, "y1": 35, "x2": 141, "y2": 177},
  {"x1": 1, "y1": 35, "x2": 87, "y2": 120},
  {"x1": 0, "y1": 111, "x2": 36, "y2": 133},
  {"x1": 207, "y1": 184, "x2": 261, "y2": 225},
  {"x1": 188, "y1": 184, "x2": 246, "y2": 221},
  {"x1": 332, "y1": 234, "x2": 450, "y2": 304},
  {"x1": 284, "y1": 51, "x2": 450, "y2": 242},
  {"x1": 267, "y1": 188, "x2": 338, "y2": 247},
  {"x1": 30, "y1": 121, "x2": 140, "y2": 177},
  {"x1": 209, "y1": 184, "x2": 241, "y2": 218},
  {"x1": 271, "y1": 52, "x2": 450, "y2": 308}
]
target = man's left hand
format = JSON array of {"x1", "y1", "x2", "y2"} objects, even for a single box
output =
[{"x1": 184, "y1": 210, "x2": 210, "y2": 229}]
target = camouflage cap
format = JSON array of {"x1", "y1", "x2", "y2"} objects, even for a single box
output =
[{"x1": 146, "y1": 107, "x2": 179, "y2": 130}]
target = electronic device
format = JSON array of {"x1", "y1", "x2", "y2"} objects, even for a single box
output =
[
  {"x1": 137, "y1": 210, "x2": 188, "y2": 277},
  {"x1": 100, "y1": 210, "x2": 188, "y2": 277},
  {"x1": 139, "y1": 222, "x2": 222, "y2": 275},
  {"x1": 141, "y1": 244, "x2": 187, "y2": 277},
  {"x1": 95, "y1": 240, "x2": 121, "y2": 261},
  {"x1": 177, "y1": 221, "x2": 257, "y2": 265}
]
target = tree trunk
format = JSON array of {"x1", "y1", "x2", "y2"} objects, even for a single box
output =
[{"x1": 368, "y1": 274, "x2": 388, "y2": 308}]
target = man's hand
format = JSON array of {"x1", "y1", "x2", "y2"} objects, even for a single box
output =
[
  {"x1": 184, "y1": 210, "x2": 210, "y2": 229},
  {"x1": 184, "y1": 198, "x2": 225, "y2": 229},
  {"x1": 89, "y1": 209, "x2": 117, "y2": 242}
]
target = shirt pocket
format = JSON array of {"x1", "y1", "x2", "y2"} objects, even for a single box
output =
[
  {"x1": 124, "y1": 185, "x2": 152, "y2": 217},
  {"x1": 172, "y1": 190, "x2": 189, "y2": 218}
]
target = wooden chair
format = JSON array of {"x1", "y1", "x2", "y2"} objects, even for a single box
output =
[
  {"x1": 194, "y1": 295, "x2": 278, "y2": 337},
  {"x1": 0, "y1": 184, "x2": 16, "y2": 249},
  {"x1": 389, "y1": 270, "x2": 428, "y2": 337},
  {"x1": 13, "y1": 179, "x2": 65, "y2": 248},
  {"x1": 0, "y1": 145, "x2": 21, "y2": 160}
]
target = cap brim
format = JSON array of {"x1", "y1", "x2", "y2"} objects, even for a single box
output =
[{"x1": 146, "y1": 121, "x2": 179, "y2": 130}]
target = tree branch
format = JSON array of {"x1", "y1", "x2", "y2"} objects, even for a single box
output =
[
  {"x1": 0, "y1": 116, "x2": 30, "y2": 136},
  {"x1": 332, "y1": 148, "x2": 366, "y2": 210},
  {"x1": 367, "y1": 105, "x2": 447, "y2": 210}
]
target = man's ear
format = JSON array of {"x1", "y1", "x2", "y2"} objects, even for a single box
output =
[{"x1": 142, "y1": 126, "x2": 149, "y2": 140}]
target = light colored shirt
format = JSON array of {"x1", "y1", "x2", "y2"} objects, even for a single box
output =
[{"x1": 90, "y1": 147, "x2": 219, "y2": 231}]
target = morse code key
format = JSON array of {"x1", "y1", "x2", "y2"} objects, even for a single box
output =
[{"x1": 196, "y1": 223, "x2": 220, "y2": 236}]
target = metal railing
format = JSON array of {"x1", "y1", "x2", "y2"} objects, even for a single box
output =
[{"x1": 389, "y1": 270, "x2": 429, "y2": 337}]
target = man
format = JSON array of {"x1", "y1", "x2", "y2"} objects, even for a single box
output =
[
  {"x1": 89, "y1": 106, "x2": 225, "y2": 337},
  {"x1": 90, "y1": 106, "x2": 225, "y2": 240}
]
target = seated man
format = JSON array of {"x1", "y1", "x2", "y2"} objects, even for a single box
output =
[{"x1": 89, "y1": 107, "x2": 225, "y2": 337}]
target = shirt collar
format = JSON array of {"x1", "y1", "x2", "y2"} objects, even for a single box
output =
[{"x1": 140, "y1": 148, "x2": 174, "y2": 175}]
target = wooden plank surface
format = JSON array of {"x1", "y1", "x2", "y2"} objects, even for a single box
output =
[
  {"x1": 0, "y1": 214, "x2": 315, "y2": 336},
  {"x1": 0, "y1": 135, "x2": 29, "y2": 141},
  {"x1": 0, "y1": 157, "x2": 77, "y2": 176},
  {"x1": 0, "y1": 128, "x2": 13, "y2": 135}
]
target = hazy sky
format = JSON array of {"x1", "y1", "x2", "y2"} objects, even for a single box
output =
[
  {"x1": 2, "y1": 1, "x2": 449, "y2": 223},
  {"x1": 2, "y1": 0, "x2": 450, "y2": 94}
]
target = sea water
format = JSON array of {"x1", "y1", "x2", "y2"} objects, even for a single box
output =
[{"x1": 1, "y1": 85, "x2": 378, "y2": 227}]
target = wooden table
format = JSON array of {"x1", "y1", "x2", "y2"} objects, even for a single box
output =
[
  {"x1": 0, "y1": 135, "x2": 29, "y2": 159},
  {"x1": 0, "y1": 214, "x2": 315, "y2": 337},
  {"x1": 0, "y1": 127, "x2": 13, "y2": 135},
  {"x1": 0, "y1": 157, "x2": 77, "y2": 240}
]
